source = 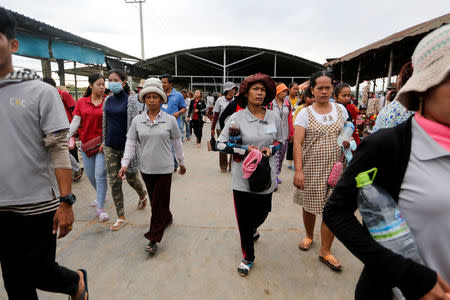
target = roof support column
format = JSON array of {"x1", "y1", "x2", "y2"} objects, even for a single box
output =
[
  {"x1": 273, "y1": 54, "x2": 277, "y2": 78},
  {"x1": 340, "y1": 63, "x2": 344, "y2": 82},
  {"x1": 223, "y1": 47, "x2": 226, "y2": 85},
  {"x1": 57, "y1": 59, "x2": 65, "y2": 86},
  {"x1": 355, "y1": 60, "x2": 362, "y2": 102},
  {"x1": 41, "y1": 59, "x2": 51, "y2": 79},
  {"x1": 386, "y1": 49, "x2": 394, "y2": 88},
  {"x1": 74, "y1": 61, "x2": 78, "y2": 100},
  {"x1": 175, "y1": 55, "x2": 178, "y2": 76}
]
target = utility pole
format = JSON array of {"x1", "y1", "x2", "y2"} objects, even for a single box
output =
[{"x1": 125, "y1": 0, "x2": 146, "y2": 60}]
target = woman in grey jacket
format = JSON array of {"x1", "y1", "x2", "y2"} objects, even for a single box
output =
[{"x1": 103, "y1": 69, "x2": 147, "y2": 231}]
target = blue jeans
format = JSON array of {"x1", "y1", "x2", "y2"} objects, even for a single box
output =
[
  {"x1": 80, "y1": 148, "x2": 107, "y2": 210},
  {"x1": 180, "y1": 116, "x2": 190, "y2": 139}
]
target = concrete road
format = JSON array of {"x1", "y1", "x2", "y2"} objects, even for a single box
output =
[{"x1": 0, "y1": 122, "x2": 362, "y2": 300}]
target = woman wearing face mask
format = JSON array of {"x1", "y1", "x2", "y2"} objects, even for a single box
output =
[
  {"x1": 68, "y1": 73, "x2": 110, "y2": 222},
  {"x1": 103, "y1": 69, "x2": 148, "y2": 231},
  {"x1": 292, "y1": 71, "x2": 349, "y2": 272},
  {"x1": 324, "y1": 24, "x2": 450, "y2": 299},
  {"x1": 119, "y1": 78, "x2": 186, "y2": 255}
]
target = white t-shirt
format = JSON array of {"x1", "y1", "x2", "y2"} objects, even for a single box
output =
[
  {"x1": 294, "y1": 103, "x2": 348, "y2": 128},
  {"x1": 206, "y1": 96, "x2": 215, "y2": 108}
]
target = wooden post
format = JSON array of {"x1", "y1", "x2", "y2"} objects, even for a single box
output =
[
  {"x1": 57, "y1": 59, "x2": 65, "y2": 86},
  {"x1": 355, "y1": 60, "x2": 362, "y2": 102},
  {"x1": 41, "y1": 59, "x2": 51, "y2": 79},
  {"x1": 386, "y1": 49, "x2": 394, "y2": 87},
  {"x1": 340, "y1": 63, "x2": 343, "y2": 82},
  {"x1": 74, "y1": 62, "x2": 78, "y2": 100}
]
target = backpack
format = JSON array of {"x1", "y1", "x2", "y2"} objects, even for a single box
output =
[{"x1": 248, "y1": 156, "x2": 272, "y2": 193}]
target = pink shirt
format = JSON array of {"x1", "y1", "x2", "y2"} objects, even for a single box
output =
[{"x1": 415, "y1": 114, "x2": 450, "y2": 153}]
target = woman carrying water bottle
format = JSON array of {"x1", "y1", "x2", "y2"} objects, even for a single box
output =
[
  {"x1": 323, "y1": 24, "x2": 450, "y2": 300},
  {"x1": 292, "y1": 71, "x2": 349, "y2": 271}
]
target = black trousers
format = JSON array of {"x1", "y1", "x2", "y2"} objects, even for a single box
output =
[
  {"x1": 70, "y1": 147, "x2": 79, "y2": 163},
  {"x1": 191, "y1": 119, "x2": 203, "y2": 143},
  {"x1": 233, "y1": 190, "x2": 272, "y2": 262},
  {"x1": 0, "y1": 210, "x2": 79, "y2": 300},
  {"x1": 141, "y1": 173, "x2": 173, "y2": 243}
]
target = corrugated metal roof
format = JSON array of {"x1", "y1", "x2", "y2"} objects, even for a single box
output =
[
  {"x1": 5, "y1": 7, "x2": 141, "y2": 62},
  {"x1": 326, "y1": 13, "x2": 450, "y2": 66}
]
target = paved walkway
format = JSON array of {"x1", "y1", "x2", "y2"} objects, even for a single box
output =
[{"x1": 0, "y1": 123, "x2": 362, "y2": 300}]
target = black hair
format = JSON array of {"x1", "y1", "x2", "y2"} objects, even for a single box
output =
[
  {"x1": 108, "y1": 69, "x2": 130, "y2": 94},
  {"x1": 309, "y1": 71, "x2": 334, "y2": 90},
  {"x1": 0, "y1": 7, "x2": 16, "y2": 40},
  {"x1": 333, "y1": 82, "x2": 351, "y2": 98},
  {"x1": 161, "y1": 74, "x2": 173, "y2": 84},
  {"x1": 288, "y1": 82, "x2": 299, "y2": 89},
  {"x1": 42, "y1": 77, "x2": 56, "y2": 87},
  {"x1": 83, "y1": 72, "x2": 105, "y2": 97}
]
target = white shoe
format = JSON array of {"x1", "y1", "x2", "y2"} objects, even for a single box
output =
[
  {"x1": 90, "y1": 199, "x2": 97, "y2": 207},
  {"x1": 97, "y1": 210, "x2": 110, "y2": 222}
]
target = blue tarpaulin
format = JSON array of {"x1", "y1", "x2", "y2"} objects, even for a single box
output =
[
  {"x1": 52, "y1": 40, "x2": 105, "y2": 65},
  {"x1": 16, "y1": 33, "x2": 50, "y2": 58}
]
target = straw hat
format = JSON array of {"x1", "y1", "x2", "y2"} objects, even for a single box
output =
[
  {"x1": 138, "y1": 78, "x2": 168, "y2": 103},
  {"x1": 237, "y1": 73, "x2": 276, "y2": 107},
  {"x1": 397, "y1": 24, "x2": 450, "y2": 110}
]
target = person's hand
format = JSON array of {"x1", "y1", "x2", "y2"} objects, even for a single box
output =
[
  {"x1": 68, "y1": 136, "x2": 76, "y2": 150},
  {"x1": 118, "y1": 166, "x2": 128, "y2": 180},
  {"x1": 194, "y1": 109, "x2": 199, "y2": 113},
  {"x1": 186, "y1": 117, "x2": 191, "y2": 122},
  {"x1": 99, "y1": 144, "x2": 104, "y2": 153},
  {"x1": 179, "y1": 165, "x2": 186, "y2": 175},
  {"x1": 211, "y1": 130, "x2": 215, "y2": 137},
  {"x1": 52, "y1": 202, "x2": 74, "y2": 239},
  {"x1": 172, "y1": 112, "x2": 180, "y2": 118},
  {"x1": 293, "y1": 170, "x2": 306, "y2": 190},
  {"x1": 247, "y1": 145, "x2": 259, "y2": 152},
  {"x1": 420, "y1": 275, "x2": 450, "y2": 299},
  {"x1": 342, "y1": 141, "x2": 350, "y2": 148},
  {"x1": 261, "y1": 147, "x2": 271, "y2": 157}
]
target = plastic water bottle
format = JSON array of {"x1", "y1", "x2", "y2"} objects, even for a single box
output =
[
  {"x1": 356, "y1": 168, "x2": 423, "y2": 300},
  {"x1": 337, "y1": 121, "x2": 355, "y2": 146}
]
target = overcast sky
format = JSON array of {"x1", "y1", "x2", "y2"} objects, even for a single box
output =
[{"x1": 3, "y1": 0, "x2": 450, "y2": 83}]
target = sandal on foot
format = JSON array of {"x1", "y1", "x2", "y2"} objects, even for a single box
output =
[
  {"x1": 298, "y1": 237, "x2": 313, "y2": 251},
  {"x1": 319, "y1": 255, "x2": 342, "y2": 272},
  {"x1": 145, "y1": 241, "x2": 158, "y2": 255},
  {"x1": 73, "y1": 168, "x2": 84, "y2": 182},
  {"x1": 89, "y1": 199, "x2": 97, "y2": 207},
  {"x1": 110, "y1": 219, "x2": 127, "y2": 231},
  {"x1": 137, "y1": 194, "x2": 148, "y2": 210},
  {"x1": 97, "y1": 210, "x2": 110, "y2": 222},
  {"x1": 237, "y1": 260, "x2": 253, "y2": 276},
  {"x1": 70, "y1": 269, "x2": 88, "y2": 300}
]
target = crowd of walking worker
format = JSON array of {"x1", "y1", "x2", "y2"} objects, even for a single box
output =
[{"x1": 1, "y1": 7, "x2": 449, "y2": 300}]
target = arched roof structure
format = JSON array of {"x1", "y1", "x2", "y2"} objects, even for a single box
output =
[{"x1": 135, "y1": 45, "x2": 324, "y2": 91}]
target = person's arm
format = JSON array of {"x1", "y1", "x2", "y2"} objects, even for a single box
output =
[
  {"x1": 67, "y1": 115, "x2": 81, "y2": 139},
  {"x1": 172, "y1": 95, "x2": 187, "y2": 118},
  {"x1": 216, "y1": 116, "x2": 247, "y2": 155},
  {"x1": 292, "y1": 125, "x2": 306, "y2": 189},
  {"x1": 323, "y1": 134, "x2": 437, "y2": 299},
  {"x1": 211, "y1": 112, "x2": 220, "y2": 133},
  {"x1": 172, "y1": 138, "x2": 185, "y2": 167},
  {"x1": 118, "y1": 120, "x2": 139, "y2": 179},
  {"x1": 219, "y1": 101, "x2": 236, "y2": 130}
]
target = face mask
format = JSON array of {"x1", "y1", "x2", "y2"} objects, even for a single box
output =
[{"x1": 108, "y1": 81, "x2": 123, "y2": 94}]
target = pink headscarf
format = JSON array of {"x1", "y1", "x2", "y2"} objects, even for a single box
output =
[{"x1": 242, "y1": 149, "x2": 263, "y2": 179}]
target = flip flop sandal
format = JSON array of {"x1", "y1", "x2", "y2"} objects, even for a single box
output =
[
  {"x1": 298, "y1": 238, "x2": 313, "y2": 251},
  {"x1": 73, "y1": 168, "x2": 84, "y2": 182},
  {"x1": 110, "y1": 219, "x2": 127, "y2": 231},
  {"x1": 137, "y1": 195, "x2": 148, "y2": 210},
  {"x1": 69, "y1": 269, "x2": 88, "y2": 300},
  {"x1": 319, "y1": 255, "x2": 342, "y2": 272},
  {"x1": 145, "y1": 242, "x2": 158, "y2": 255}
]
